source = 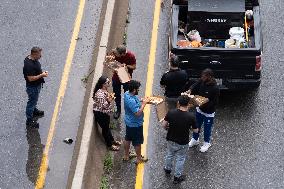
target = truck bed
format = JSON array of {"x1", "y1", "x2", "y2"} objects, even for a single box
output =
[{"x1": 169, "y1": 2, "x2": 262, "y2": 90}]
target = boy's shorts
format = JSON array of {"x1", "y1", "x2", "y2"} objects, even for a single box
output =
[{"x1": 125, "y1": 126, "x2": 144, "y2": 146}]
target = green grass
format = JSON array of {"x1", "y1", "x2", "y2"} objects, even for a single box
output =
[
  {"x1": 109, "y1": 120, "x2": 116, "y2": 129},
  {"x1": 103, "y1": 152, "x2": 113, "y2": 173},
  {"x1": 99, "y1": 152, "x2": 114, "y2": 189},
  {"x1": 81, "y1": 75, "x2": 88, "y2": 83},
  {"x1": 100, "y1": 175, "x2": 109, "y2": 189}
]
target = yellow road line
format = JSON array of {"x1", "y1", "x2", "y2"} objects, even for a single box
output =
[
  {"x1": 35, "y1": 0, "x2": 86, "y2": 188},
  {"x1": 135, "y1": 0, "x2": 162, "y2": 188}
]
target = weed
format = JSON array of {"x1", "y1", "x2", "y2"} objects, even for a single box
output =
[
  {"x1": 123, "y1": 33, "x2": 127, "y2": 45},
  {"x1": 109, "y1": 121, "x2": 116, "y2": 129},
  {"x1": 103, "y1": 152, "x2": 113, "y2": 174},
  {"x1": 81, "y1": 75, "x2": 88, "y2": 83},
  {"x1": 100, "y1": 153, "x2": 113, "y2": 189},
  {"x1": 100, "y1": 175, "x2": 109, "y2": 189}
]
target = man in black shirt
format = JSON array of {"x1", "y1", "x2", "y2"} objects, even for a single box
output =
[
  {"x1": 160, "y1": 55, "x2": 188, "y2": 109},
  {"x1": 188, "y1": 68, "x2": 220, "y2": 152},
  {"x1": 23, "y1": 47, "x2": 48, "y2": 128},
  {"x1": 162, "y1": 95, "x2": 198, "y2": 184}
]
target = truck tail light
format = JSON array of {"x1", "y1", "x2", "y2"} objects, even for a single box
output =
[{"x1": 255, "y1": 55, "x2": 262, "y2": 71}]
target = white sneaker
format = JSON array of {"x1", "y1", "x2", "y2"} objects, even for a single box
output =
[
  {"x1": 200, "y1": 142, "x2": 211, "y2": 152},
  {"x1": 188, "y1": 138, "x2": 199, "y2": 148}
]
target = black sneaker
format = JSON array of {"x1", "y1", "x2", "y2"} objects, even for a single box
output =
[
  {"x1": 164, "y1": 168, "x2": 171, "y2": 176},
  {"x1": 113, "y1": 111, "x2": 121, "y2": 119},
  {"x1": 33, "y1": 109, "x2": 44, "y2": 117},
  {"x1": 26, "y1": 119, "x2": 39, "y2": 128},
  {"x1": 173, "y1": 175, "x2": 186, "y2": 184}
]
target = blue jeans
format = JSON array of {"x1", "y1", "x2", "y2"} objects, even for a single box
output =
[
  {"x1": 192, "y1": 111, "x2": 214, "y2": 143},
  {"x1": 112, "y1": 79, "x2": 129, "y2": 112},
  {"x1": 26, "y1": 85, "x2": 41, "y2": 120},
  {"x1": 165, "y1": 141, "x2": 188, "y2": 178}
]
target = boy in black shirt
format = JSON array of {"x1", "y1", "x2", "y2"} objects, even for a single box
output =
[{"x1": 162, "y1": 95, "x2": 198, "y2": 184}]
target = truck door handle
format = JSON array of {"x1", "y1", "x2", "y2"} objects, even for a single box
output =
[
  {"x1": 210, "y1": 61, "x2": 221, "y2": 64},
  {"x1": 181, "y1": 61, "x2": 188, "y2": 63}
]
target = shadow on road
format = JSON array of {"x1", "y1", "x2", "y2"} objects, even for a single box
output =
[{"x1": 25, "y1": 120, "x2": 44, "y2": 185}]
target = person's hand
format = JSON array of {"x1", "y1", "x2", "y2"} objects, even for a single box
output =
[
  {"x1": 41, "y1": 71, "x2": 48, "y2": 77},
  {"x1": 107, "y1": 93, "x2": 115, "y2": 102},
  {"x1": 193, "y1": 128, "x2": 199, "y2": 133},
  {"x1": 162, "y1": 120, "x2": 169, "y2": 130},
  {"x1": 181, "y1": 89, "x2": 191, "y2": 96},
  {"x1": 142, "y1": 97, "x2": 150, "y2": 105},
  {"x1": 163, "y1": 124, "x2": 169, "y2": 130}
]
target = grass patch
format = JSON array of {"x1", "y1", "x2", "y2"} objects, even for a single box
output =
[
  {"x1": 109, "y1": 120, "x2": 116, "y2": 129},
  {"x1": 103, "y1": 152, "x2": 113, "y2": 173},
  {"x1": 99, "y1": 152, "x2": 113, "y2": 189},
  {"x1": 81, "y1": 75, "x2": 88, "y2": 83},
  {"x1": 100, "y1": 175, "x2": 109, "y2": 189}
]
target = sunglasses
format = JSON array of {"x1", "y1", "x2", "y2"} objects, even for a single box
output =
[{"x1": 105, "y1": 80, "x2": 110, "y2": 84}]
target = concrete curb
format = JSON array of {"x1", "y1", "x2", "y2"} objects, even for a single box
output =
[{"x1": 71, "y1": 0, "x2": 116, "y2": 188}]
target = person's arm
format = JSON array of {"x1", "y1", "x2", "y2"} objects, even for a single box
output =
[
  {"x1": 161, "y1": 112, "x2": 170, "y2": 130},
  {"x1": 191, "y1": 116, "x2": 199, "y2": 133},
  {"x1": 27, "y1": 71, "x2": 48, "y2": 82},
  {"x1": 134, "y1": 98, "x2": 149, "y2": 117},
  {"x1": 126, "y1": 64, "x2": 136, "y2": 70},
  {"x1": 188, "y1": 79, "x2": 202, "y2": 95},
  {"x1": 160, "y1": 73, "x2": 166, "y2": 87},
  {"x1": 126, "y1": 54, "x2": 136, "y2": 70},
  {"x1": 161, "y1": 120, "x2": 169, "y2": 130}
]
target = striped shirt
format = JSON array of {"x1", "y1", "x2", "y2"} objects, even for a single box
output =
[{"x1": 93, "y1": 89, "x2": 113, "y2": 114}]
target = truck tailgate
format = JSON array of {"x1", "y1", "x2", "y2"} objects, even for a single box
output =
[{"x1": 171, "y1": 48, "x2": 261, "y2": 79}]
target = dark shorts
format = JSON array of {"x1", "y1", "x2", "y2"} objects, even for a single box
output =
[{"x1": 125, "y1": 126, "x2": 144, "y2": 146}]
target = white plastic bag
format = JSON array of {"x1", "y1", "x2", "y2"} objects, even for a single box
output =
[{"x1": 187, "y1": 30, "x2": 201, "y2": 42}]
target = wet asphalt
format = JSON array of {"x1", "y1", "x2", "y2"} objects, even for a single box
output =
[
  {"x1": 110, "y1": 0, "x2": 284, "y2": 188},
  {"x1": 0, "y1": 1, "x2": 102, "y2": 188}
]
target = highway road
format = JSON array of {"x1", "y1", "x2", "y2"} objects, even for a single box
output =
[
  {"x1": 0, "y1": 0, "x2": 103, "y2": 188},
  {"x1": 109, "y1": 0, "x2": 284, "y2": 188}
]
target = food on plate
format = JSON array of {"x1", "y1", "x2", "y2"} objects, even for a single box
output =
[
  {"x1": 194, "y1": 95, "x2": 209, "y2": 106},
  {"x1": 148, "y1": 96, "x2": 164, "y2": 105},
  {"x1": 105, "y1": 61, "x2": 123, "y2": 70}
]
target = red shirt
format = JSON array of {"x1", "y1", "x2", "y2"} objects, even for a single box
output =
[{"x1": 112, "y1": 51, "x2": 136, "y2": 82}]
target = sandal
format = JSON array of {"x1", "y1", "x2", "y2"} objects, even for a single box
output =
[
  {"x1": 129, "y1": 151, "x2": 137, "y2": 159},
  {"x1": 135, "y1": 156, "x2": 149, "y2": 165},
  {"x1": 113, "y1": 140, "x2": 122, "y2": 146},
  {"x1": 122, "y1": 152, "x2": 138, "y2": 162},
  {"x1": 109, "y1": 145, "x2": 120, "y2": 151},
  {"x1": 122, "y1": 157, "x2": 129, "y2": 161}
]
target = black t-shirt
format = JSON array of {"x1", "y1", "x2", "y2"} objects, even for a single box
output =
[
  {"x1": 160, "y1": 69, "x2": 188, "y2": 98},
  {"x1": 23, "y1": 57, "x2": 45, "y2": 86},
  {"x1": 165, "y1": 109, "x2": 197, "y2": 145}
]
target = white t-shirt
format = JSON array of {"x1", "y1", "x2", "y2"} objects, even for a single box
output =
[{"x1": 196, "y1": 107, "x2": 215, "y2": 118}]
